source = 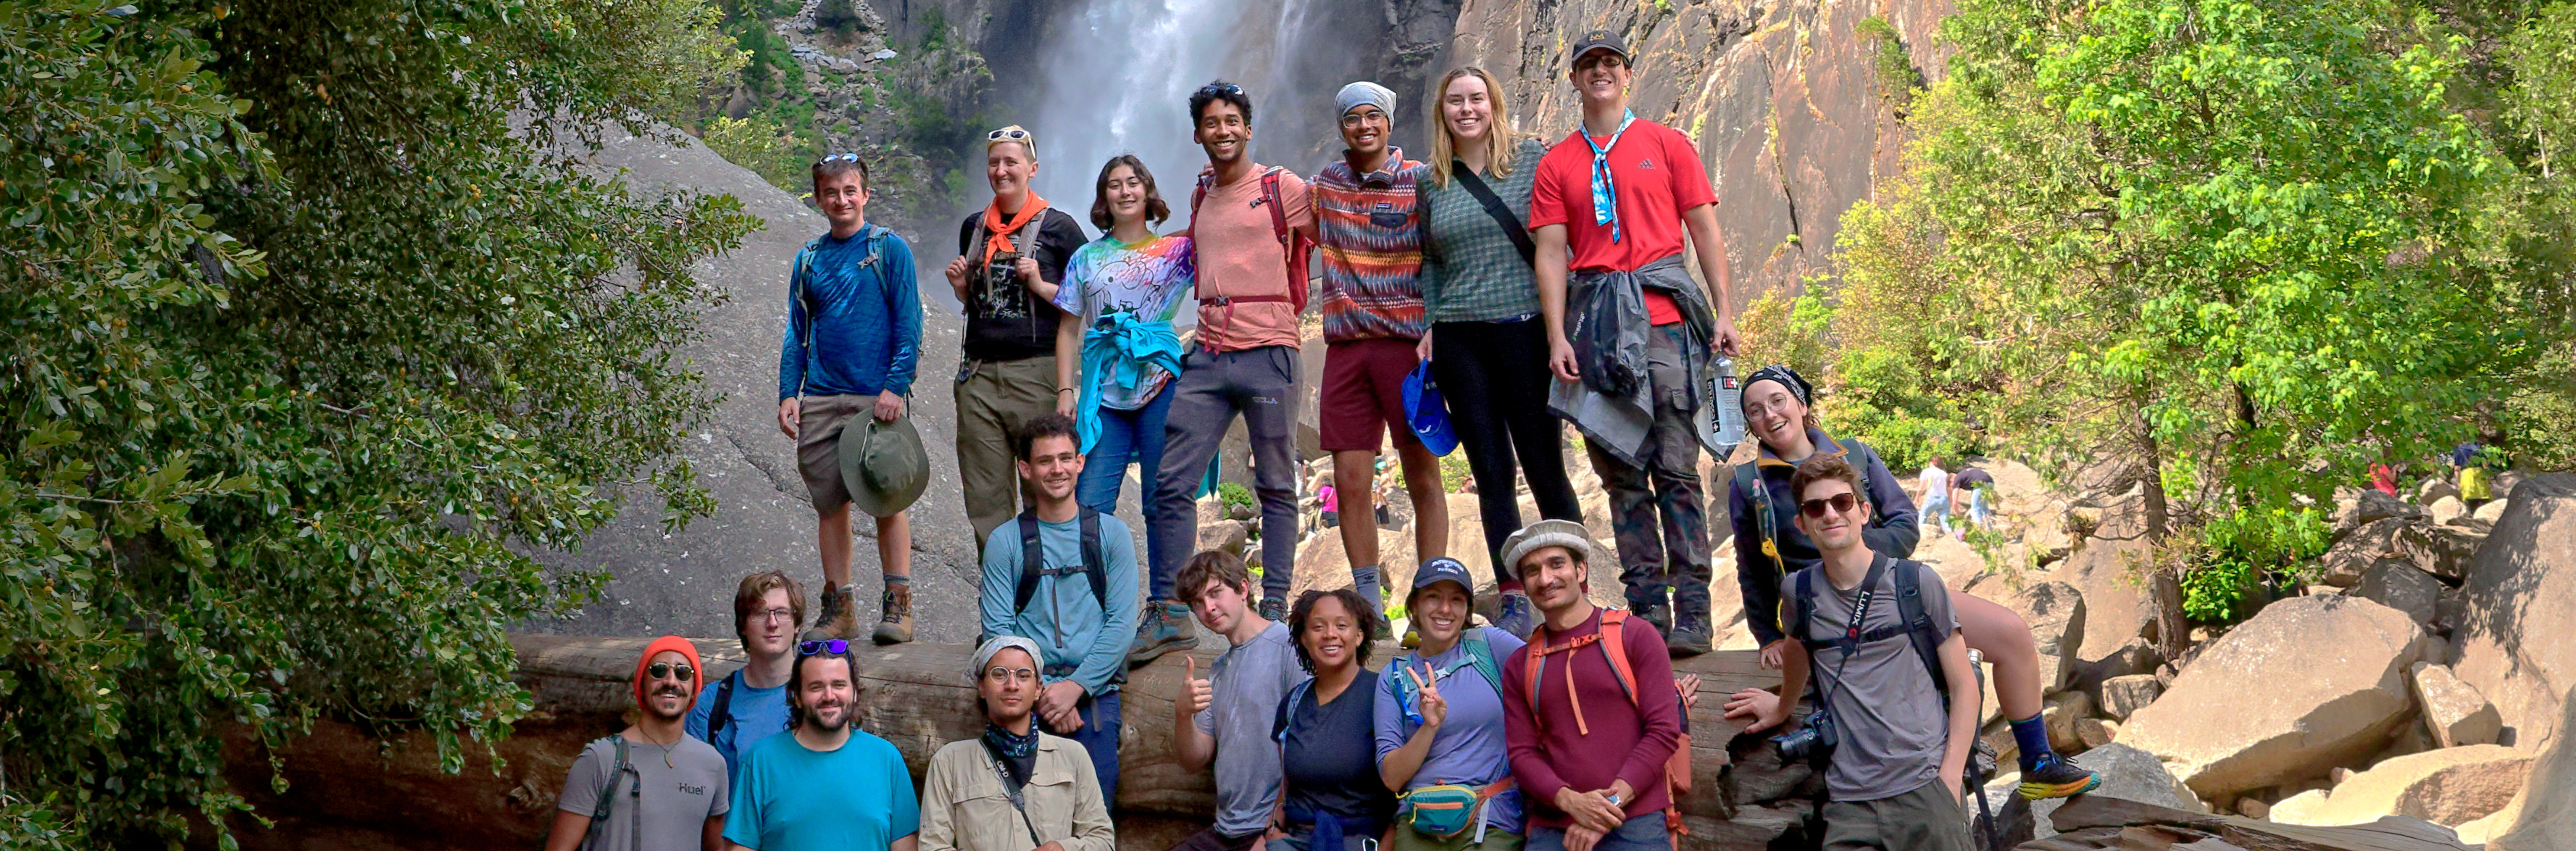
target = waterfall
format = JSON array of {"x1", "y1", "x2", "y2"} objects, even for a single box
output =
[{"x1": 1027, "y1": 0, "x2": 1337, "y2": 228}]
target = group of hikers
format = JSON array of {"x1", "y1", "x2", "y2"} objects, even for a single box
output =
[{"x1": 545, "y1": 30, "x2": 2109, "y2": 851}]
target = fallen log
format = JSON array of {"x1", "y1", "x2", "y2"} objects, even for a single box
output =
[
  {"x1": 223, "y1": 634, "x2": 1801, "y2": 851},
  {"x1": 2022, "y1": 795, "x2": 2475, "y2": 851}
]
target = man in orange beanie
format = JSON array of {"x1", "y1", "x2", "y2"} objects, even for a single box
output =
[{"x1": 545, "y1": 636, "x2": 733, "y2": 851}]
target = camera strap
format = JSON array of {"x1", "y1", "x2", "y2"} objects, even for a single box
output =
[{"x1": 1800, "y1": 555, "x2": 1890, "y2": 734}]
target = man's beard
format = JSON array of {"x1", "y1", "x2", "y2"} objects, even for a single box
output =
[
  {"x1": 645, "y1": 686, "x2": 693, "y2": 722},
  {"x1": 800, "y1": 700, "x2": 849, "y2": 731}
]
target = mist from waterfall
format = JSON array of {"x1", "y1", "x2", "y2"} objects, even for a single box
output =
[{"x1": 1027, "y1": 0, "x2": 1334, "y2": 236}]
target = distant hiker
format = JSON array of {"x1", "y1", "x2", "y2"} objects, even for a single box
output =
[
  {"x1": 1497, "y1": 520, "x2": 1685, "y2": 851},
  {"x1": 1132, "y1": 81, "x2": 1320, "y2": 665},
  {"x1": 690, "y1": 572, "x2": 804, "y2": 782},
  {"x1": 945, "y1": 125, "x2": 1091, "y2": 557},
  {"x1": 1312, "y1": 79, "x2": 1447, "y2": 638},
  {"x1": 1319, "y1": 478, "x2": 1341, "y2": 529},
  {"x1": 917, "y1": 636, "x2": 1117, "y2": 851},
  {"x1": 1722, "y1": 454, "x2": 1979, "y2": 851},
  {"x1": 724, "y1": 640, "x2": 921, "y2": 851},
  {"x1": 1058, "y1": 154, "x2": 1192, "y2": 523},
  {"x1": 1272, "y1": 588, "x2": 1399, "y2": 851},
  {"x1": 1374, "y1": 557, "x2": 1530, "y2": 851},
  {"x1": 978, "y1": 413, "x2": 1140, "y2": 804},
  {"x1": 1167, "y1": 550, "x2": 1310, "y2": 851},
  {"x1": 778, "y1": 153, "x2": 925, "y2": 644},
  {"x1": 1530, "y1": 30, "x2": 1741, "y2": 657},
  {"x1": 1420, "y1": 66, "x2": 1581, "y2": 639},
  {"x1": 1725, "y1": 365, "x2": 2099, "y2": 800},
  {"x1": 1950, "y1": 465, "x2": 1996, "y2": 535},
  {"x1": 2370, "y1": 462, "x2": 2401, "y2": 497},
  {"x1": 2452, "y1": 441, "x2": 2495, "y2": 505},
  {"x1": 547, "y1": 636, "x2": 729, "y2": 851},
  {"x1": 1917, "y1": 458, "x2": 1953, "y2": 538}
]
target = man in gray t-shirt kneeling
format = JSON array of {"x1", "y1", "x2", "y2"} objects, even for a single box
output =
[
  {"x1": 1169, "y1": 550, "x2": 1310, "y2": 851},
  {"x1": 1723, "y1": 454, "x2": 1978, "y2": 851},
  {"x1": 549, "y1": 636, "x2": 731, "y2": 851}
]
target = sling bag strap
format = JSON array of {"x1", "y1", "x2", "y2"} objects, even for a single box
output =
[
  {"x1": 1451, "y1": 167, "x2": 1535, "y2": 266},
  {"x1": 581, "y1": 736, "x2": 641, "y2": 851},
  {"x1": 980, "y1": 739, "x2": 1048, "y2": 850}
]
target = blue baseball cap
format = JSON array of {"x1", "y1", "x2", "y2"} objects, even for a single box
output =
[{"x1": 1410, "y1": 557, "x2": 1476, "y2": 603}]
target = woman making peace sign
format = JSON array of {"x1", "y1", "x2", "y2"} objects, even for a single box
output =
[{"x1": 1372, "y1": 559, "x2": 1530, "y2": 851}]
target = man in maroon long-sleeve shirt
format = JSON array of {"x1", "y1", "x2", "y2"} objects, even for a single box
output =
[{"x1": 1498, "y1": 520, "x2": 1684, "y2": 851}]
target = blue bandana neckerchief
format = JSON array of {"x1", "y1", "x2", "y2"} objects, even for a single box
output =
[{"x1": 1583, "y1": 109, "x2": 1637, "y2": 244}]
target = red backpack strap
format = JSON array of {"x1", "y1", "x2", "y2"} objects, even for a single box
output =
[
  {"x1": 1522, "y1": 634, "x2": 1548, "y2": 732},
  {"x1": 1259, "y1": 167, "x2": 1310, "y2": 315},
  {"x1": 1596, "y1": 609, "x2": 1640, "y2": 707}
]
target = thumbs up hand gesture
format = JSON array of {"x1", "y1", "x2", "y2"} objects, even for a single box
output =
[{"x1": 1183, "y1": 655, "x2": 1214, "y2": 718}]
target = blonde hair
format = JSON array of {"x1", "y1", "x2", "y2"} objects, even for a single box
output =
[{"x1": 1429, "y1": 67, "x2": 1520, "y2": 188}]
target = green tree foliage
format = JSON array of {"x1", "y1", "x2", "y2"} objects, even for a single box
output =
[
  {"x1": 1, "y1": 0, "x2": 754, "y2": 844},
  {"x1": 704, "y1": 115, "x2": 814, "y2": 195},
  {"x1": 2496, "y1": 4, "x2": 2576, "y2": 468},
  {"x1": 1820, "y1": 0, "x2": 2557, "y2": 635}
]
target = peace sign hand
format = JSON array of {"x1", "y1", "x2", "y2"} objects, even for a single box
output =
[{"x1": 1405, "y1": 662, "x2": 1448, "y2": 729}]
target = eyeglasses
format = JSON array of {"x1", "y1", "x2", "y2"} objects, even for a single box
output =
[
  {"x1": 816, "y1": 152, "x2": 861, "y2": 165},
  {"x1": 1340, "y1": 109, "x2": 1386, "y2": 127},
  {"x1": 646, "y1": 663, "x2": 696, "y2": 681},
  {"x1": 983, "y1": 666, "x2": 1038, "y2": 684},
  {"x1": 987, "y1": 128, "x2": 1030, "y2": 143},
  {"x1": 799, "y1": 639, "x2": 851, "y2": 656},
  {"x1": 756, "y1": 607, "x2": 796, "y2": 625},
  {"x1": 1798, "y1": 492, "x2": 1860, "y2": 518}
]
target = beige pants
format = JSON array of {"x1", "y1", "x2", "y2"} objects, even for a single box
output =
[{"x1": 954, "y1": 354, "x2": 1058, "y2": 549}]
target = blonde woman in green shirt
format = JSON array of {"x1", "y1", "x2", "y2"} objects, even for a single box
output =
[{"x1": 1416, "y1": 67, "x2": 1580, "y2": 638}]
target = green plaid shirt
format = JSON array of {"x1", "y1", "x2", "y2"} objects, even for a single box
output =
[{"x1": 1420, "y1": 138, "x2": 1550, "y2": 323}]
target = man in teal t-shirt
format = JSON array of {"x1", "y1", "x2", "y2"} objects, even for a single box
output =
[{"x1": 725, "y1": 645, "x2": 920, "y2": 851}]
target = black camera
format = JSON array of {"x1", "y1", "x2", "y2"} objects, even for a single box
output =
[{"x1": 1772, "y1": 707, "x2": 1838, "y2": 764}]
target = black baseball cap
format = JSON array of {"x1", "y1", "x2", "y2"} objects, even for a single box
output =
[{"x1": 1570, "y1": 29, "x2": 1630, "y2": 64}]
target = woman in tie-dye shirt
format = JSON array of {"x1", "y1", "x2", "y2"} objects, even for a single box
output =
[{"x1": 1054, "y1": 154, "x2": 1194, "y2": 518}]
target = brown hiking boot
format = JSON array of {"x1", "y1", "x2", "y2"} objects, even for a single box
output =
[
  {"x1": 812, "y1": 584, "x2": 862, "y2": 642},
  {"x1": 872, "y1": 582, "x2": 914, "y2": 644}
]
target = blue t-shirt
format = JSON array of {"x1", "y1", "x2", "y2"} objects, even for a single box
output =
[
  {"x1": 778, "y1": 224, "x2": 923, "y2": 401},
  {"x1": 686, "y1": 671, "x2": 795, "y2": 781},
  {"x1": 1372, "y1": 626, "x2": 1527, "y2": 832},
  {"x1": 723, "y1": 728, "x2": 921, "y2": 851}
]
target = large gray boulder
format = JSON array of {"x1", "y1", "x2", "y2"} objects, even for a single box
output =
[
  {"x1": 2493, "y1": 686, "x2": 2576, "y2": 851},
  {"x1": 2451, "y1": 473, "x2": 2576, "y2": 752},
  {"x1": 1977, "y1": 743, "x2": 2203, "y2": 842},
  {"x1": 2004, "y1": 581, "x2": 2087, "y2": 694},
  {"x1": 2059, "y1": 536, "x2": 2159, "y2": 663},
  {"x1": 2120, "y1": 595, "x2": 2428, "y2": 798},
  {"x1": 2354, "y1": 559, "x2": 2444, "y2": 625}
]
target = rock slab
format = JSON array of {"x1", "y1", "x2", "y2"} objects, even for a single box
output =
[
  {"x1": 2119, "y1": 595, "x2": 2427, "y2": 798},
  {"x1": 2449, "y1": 473, "x2": 2576, "y2": 752},
  {"x1": 2411, "y1": 662, "x2": 2502, "y2": 748},
  {"x1": 2098, "y1": 673, "x2": 2162, "y2": 722},
  {"x1": 2267, "y1": 743, "x2": 2531, "y2": 828}
]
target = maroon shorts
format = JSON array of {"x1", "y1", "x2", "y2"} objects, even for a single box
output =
[{"x1": 1319, "y1": 337, "x2": 1424, "y2": 452}]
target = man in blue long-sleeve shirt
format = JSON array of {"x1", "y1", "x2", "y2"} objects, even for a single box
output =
[
  {"x1": 778, "y1": 154, "x2": 925, "y2": 644},
  {"x1": 979, "y1": 413, "x2": 1140, "y2": 807}
]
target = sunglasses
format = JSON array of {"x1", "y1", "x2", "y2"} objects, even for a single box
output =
[
  {"x1": 1197, "y1": 82, "x2": 1243, "y2": 97},
  {"x1": 987, "y1": 128, "x2": 1030, "y2": 143},
  {"x1": 1798, "y1": 492, "x2": 1859, "y2": 518},
  {"x1": 799, "y1": 639, "x2": 851, "y2": 656},
  {"x1": 815, "y1": 152, "x2": 861, "y2": 165},
  {"x1": 646, "y1": 663, "x2": 696, "y2": 681}
]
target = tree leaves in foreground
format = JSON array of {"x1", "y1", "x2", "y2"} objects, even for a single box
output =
[
  {"x1": 1817, "y1": 0, "x2": 2564, "y2": 639},
  {"x1": 1, "y1": 0, "x2": 753, "y2": 844}
]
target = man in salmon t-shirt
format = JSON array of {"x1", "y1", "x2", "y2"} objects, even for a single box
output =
[
  {"x1": 1530, "y1": 29, "x2": 1741, "y2": 659},
  {"x1": 1129, "y1": 80, "x2": 1321, "y2": 665}
]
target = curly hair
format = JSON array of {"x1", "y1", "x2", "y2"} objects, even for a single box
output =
[{"x1": 1287, "y1": 587, "x2": 1380, "y2": 673}]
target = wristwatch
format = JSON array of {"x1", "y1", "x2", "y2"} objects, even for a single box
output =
[{"x1": 1605, "y1": 792, "x2": 1623, "y2": 805}]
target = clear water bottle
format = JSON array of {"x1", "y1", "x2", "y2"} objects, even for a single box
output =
[{"x1": 1712, "y1": 356, "x2": 1745, "y2": 454}]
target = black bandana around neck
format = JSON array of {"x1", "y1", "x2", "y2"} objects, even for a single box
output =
[{"x1": 980, "y1": 723, "x2": 1039, "y2": 789}]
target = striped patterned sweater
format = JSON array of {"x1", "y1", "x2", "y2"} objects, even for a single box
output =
[{"x1": 1313, "y1": 151, "x2": 1430, "y2": 342}]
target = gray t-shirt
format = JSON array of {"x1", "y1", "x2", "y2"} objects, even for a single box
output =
[
  {"x1": 1779, "y1": 556, "x2": 1960, "y2": 802},
  {"x1": 557, "y1": 734, "x2": 732, "y2": 851},
  {"x1": 1193, "y1": 621, "x2": 1309, "y2": 837}
]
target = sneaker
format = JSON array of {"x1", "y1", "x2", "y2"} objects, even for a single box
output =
[
  {"x1": 872, "y1": 583, "x2": 914, "y2": 644},
  {"x1": 2018, "y1": 755, "x2": 2104, "y2": 800},
  {"x1": 813, "y1": 584, "x2": 862, "y2": 641},
  {"x1": 1259, "y1": 595, "x2": 1288, "y2": 623},
  {"x1": 1633, "y1": 601, "x2": 1673, "y2": 638},
  {"x1": 1495, "y1": 590, "x2": 1538, "y2": 639},
  {"x1": 1127, "y1": 600, "x2": 1199, "y2": 665}
]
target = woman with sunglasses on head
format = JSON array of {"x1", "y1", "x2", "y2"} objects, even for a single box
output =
[
  {"x1": 1269, "y1": 588, "x2": 1398, "y2": 851},
  {"x1": 1722, "y1": 365, "x2": 2101, "y2": 800},
  {"x1": 919, "y1": 636, "x2": 1116, "y2": 851},
  {"x1": 1414, "y1": 67, "x2": 1580, "y2": 639},
  {"x1": 1053, "y1": 155, "x2": 1193, "y2": 521}
]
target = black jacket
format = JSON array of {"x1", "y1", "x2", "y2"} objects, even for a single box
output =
[{"x1": 1725, "y1": 426, "x2": 1922, "y2": 645}]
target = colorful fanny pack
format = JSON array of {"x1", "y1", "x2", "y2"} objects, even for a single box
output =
[{"x1": 1401, "y1": 779, "x2": 1514, "y2": 840}]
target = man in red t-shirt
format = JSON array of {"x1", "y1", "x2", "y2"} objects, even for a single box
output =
[{"x1": 1529, "y1": 30, "x2": 1741, "y2": 658}]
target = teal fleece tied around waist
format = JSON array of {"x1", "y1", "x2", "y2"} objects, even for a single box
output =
[{"x1": 1076, "y1": 312, "x2": 1184, "y2": 453}]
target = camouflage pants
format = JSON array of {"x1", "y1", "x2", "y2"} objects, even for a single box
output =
[{"x1": 1583, "y1": 325, "x2": 1710, "y2": 615}]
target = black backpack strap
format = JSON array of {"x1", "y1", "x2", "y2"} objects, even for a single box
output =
[
  {"x1": 1790, "y1": 569, "x2": 1817, "y2": 649},
  {"x1": 707, "y1": 668, "x2": 740, "y2": 739},
  {"x1": 1891, "y1": 560, "x2": 1950, "y2": 696},
  {"x1": 1014, "y1": 510, "x2": 1046, "y2": 613},
  {"x1": 1451, "y1": 167, "x2": 1535, "y2": 265},
  {"x1": 1079, "y1": 507, "x2": 1108, "y2": 609}
]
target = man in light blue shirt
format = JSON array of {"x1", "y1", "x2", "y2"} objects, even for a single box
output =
[
  {"x1": 725, "y1": 644, "x2": 920, "y2": 851},
  {"x1": 690, "y1": 571, "x2": 804, "y2": 781},
  {"x1": 979, "y1": 412, "x2": 1141, "y2": 805}
]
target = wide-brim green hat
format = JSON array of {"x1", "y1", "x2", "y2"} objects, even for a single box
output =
[{"x1": 839, "y1": 415, "x2": 928, "y2": 518}]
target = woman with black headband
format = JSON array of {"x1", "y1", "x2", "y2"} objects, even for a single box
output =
[{"x1": 1721, "y1": 365, "x2": 2102, "y2": 801}]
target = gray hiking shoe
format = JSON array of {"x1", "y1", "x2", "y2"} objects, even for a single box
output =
[
  {"x1": 872, "y1": 582, "x2": 914, "y2": 644},
  {"x1": 1127, "y1": 600, "x2": 1197, "y2": 665},
  {"x1": 1495, "y1": 589, "x2": 1538, "y2": 639}
]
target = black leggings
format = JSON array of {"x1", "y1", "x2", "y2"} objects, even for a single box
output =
[{"x1": 1430, "y1": 316, "x2": 1583, "y2": 583}]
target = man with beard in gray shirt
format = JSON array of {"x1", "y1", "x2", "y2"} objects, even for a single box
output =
[{"x1": 1723, "y1": 454, "x2": 1979, "y2": 851}]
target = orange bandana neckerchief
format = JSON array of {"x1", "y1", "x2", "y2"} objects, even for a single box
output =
[{"x1": 981, "y1": 193, "x2": 1050, "y2": 265}]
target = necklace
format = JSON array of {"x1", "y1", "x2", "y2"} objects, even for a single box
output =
[{"x1": 634, "y1": 728, "x2": 680, "y2": 768}]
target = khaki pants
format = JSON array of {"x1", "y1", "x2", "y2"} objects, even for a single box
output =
[{"x1": 955, "y1": 354, "x2": 1058, "y2": 549}]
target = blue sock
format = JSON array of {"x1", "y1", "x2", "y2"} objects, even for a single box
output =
[{"x1": 2010, "y1": 713, "x2": 2056, "y2": 771}]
